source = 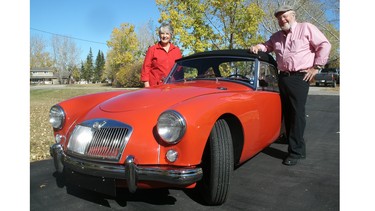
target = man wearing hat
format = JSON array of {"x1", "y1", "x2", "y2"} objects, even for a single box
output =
[{"x1": 250, "y1": 5, "x2": 331, "y2": 166}]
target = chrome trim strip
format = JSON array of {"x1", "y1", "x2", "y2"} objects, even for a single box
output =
[{"x1": 50, "y1": 144, "x2": 203, "y2": 193}]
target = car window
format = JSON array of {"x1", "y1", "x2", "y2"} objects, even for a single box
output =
[
  {"x1": 257, "y1": 62, "x2": 279, "y2": 92},
  {"x1": 167, "y1": 57, "x2": 256, "y2": 87},
  {"x1": 218, "y1": 61, "x2": 255, "y2": 77}
]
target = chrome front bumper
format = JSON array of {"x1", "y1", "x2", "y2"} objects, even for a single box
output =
[{"x1": 50, "y1": 143, "x2": 203, "y2": 193}]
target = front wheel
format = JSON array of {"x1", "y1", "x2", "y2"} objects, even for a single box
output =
[{"x1": 196, "y1": 119, "x2": 234, "y2": 205}]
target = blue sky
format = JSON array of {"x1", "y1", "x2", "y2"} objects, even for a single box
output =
[{"x1": 30, "y1": 0, "x2": 160, "y2": 61}]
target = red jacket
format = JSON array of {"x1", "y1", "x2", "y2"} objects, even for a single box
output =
[{"x1": 141, "y1": 42, "x2": 182, "y2": 86}]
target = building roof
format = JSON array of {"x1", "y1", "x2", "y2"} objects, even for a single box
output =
[{"x1": 30, "y1": 67, "x2": 54, "y2": 72}]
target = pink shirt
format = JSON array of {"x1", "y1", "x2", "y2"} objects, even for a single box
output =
[{"x1": 257, "y1": 22, "x2": 331, "y2": 72}]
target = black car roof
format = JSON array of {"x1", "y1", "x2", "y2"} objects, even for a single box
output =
[{"x1": 177, "y1": 49, "x2": 277, "y2": 68}]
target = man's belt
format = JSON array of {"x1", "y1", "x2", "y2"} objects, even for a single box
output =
[{"x1": 279, "y1": 70, "x2": 307, "y2": 76}]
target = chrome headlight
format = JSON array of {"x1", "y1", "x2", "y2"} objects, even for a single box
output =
[
  {"x1": 157, "y1": 110, "x2": 186, "y2": 144},
  {"x1": 49, "y1": 105, "x2": 65, "y2": 129},
  {"x1": 67, "y1": 125, "x2": 93, "y2": 155}
]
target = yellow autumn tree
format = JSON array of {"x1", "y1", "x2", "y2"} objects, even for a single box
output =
[
  {"x1": 156, "y1": 0, "x2": 265, "y2": 54},
  {"x1": 105, "y1": 23, "x2": 142, "y2": 86}
]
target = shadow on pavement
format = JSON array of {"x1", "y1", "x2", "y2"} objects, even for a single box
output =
[{"x1": 51, "y1": 170, "x2": 178, "y2": 208}]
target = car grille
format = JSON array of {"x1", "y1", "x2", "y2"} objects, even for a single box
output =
[{"x1": 67, "y1": 119, "x2": 133, "y2": 162}]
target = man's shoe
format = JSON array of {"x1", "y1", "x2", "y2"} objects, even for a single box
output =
[{"x1": 283, "y1": 156, "x2": 299, "y2": 166}]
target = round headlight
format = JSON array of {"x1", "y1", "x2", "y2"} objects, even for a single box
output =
[
  {"x1": 157, "y1": 110, "x2": 186, "y2": 144},
  {"x1": 49, "y1": 105, "x2": 65, "y2": 129}
]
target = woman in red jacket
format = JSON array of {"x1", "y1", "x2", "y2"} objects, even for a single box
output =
[{"x1": 141, "y1": 22, "x2": 182, "y2": 87}]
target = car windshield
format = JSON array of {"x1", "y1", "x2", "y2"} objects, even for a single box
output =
[{"x1": 165, "y1": 56, "x2": 256, "y2": 86}]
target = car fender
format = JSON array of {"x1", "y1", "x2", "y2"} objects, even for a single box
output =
[{"x1": 158, "y1": 91, "x2": 281, "y2": 166}]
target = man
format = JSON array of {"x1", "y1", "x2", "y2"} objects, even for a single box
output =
[{"x1": 250, "y1": 5, "x2": 331, "y2": 166}]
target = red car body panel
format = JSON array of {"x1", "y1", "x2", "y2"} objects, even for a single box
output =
[
  {"x1": 55, "y1": 80, "x2": 281, "y2": 166},
  {"x1": 49, "y1": 49, "x2": 282, "y2": 204}
]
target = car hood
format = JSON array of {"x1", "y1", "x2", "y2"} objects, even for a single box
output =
[{"x1": 99, "y1": 82, "x2": 250, "y2": 112}]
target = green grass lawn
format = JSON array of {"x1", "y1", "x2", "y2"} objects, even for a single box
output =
[{"x1": 30, "y1": 84, "x2": 129, "y2": 162}]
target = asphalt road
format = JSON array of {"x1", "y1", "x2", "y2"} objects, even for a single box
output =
[{"x1": 30, "y1": 93, "x2": 339, "y2": 211}]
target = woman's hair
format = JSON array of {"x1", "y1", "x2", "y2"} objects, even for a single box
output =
[{"x1": 158, "y1": 22, "x2": 174, "y2": 35}]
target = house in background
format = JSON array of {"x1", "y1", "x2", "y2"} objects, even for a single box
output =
[{"x1": 30, "y1": 68, "x2": 70, "y2": 84}]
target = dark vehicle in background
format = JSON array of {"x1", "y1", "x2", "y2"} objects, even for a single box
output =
[{"x1": 314, "y1": 68, "x2": 340, "y2": 87}]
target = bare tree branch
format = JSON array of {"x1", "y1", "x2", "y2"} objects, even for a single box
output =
[{"x1": 299, "y1": 5, "x2": 339, "y2": 41}]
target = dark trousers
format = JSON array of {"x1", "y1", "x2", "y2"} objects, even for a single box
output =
[{"x1": 278, "y1": 74, "x2": 309, "y2": 158}]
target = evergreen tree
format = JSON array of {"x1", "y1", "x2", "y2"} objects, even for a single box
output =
[
  {"x1": 83, "y1": 48, "x2": 94, "y2": 83},
  {"x1": 93, "y1": 50, "x2": 105, "y2": 83},
  {"x1": 80, "y1": 61, "x2": 86, "y2": 83},
  {"x1": 100, "y1": 51, "x2": 106, "y2": 82}
]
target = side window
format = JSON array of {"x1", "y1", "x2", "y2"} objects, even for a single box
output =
[
  {"x1": 168, "y1": 65, "x2": 198, "y2": 82},
  {"x1": 258, "y1": 62, "x2": 279, "y2": 92},
  {"x1": 182, "y1": 66, "x2": 198, "y2": 79}
]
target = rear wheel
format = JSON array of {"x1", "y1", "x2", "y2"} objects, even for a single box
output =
[{"x1": 197, "y1": 119, "x2": 234, "y2": 205}]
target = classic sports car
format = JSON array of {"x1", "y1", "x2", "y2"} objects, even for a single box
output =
[{"x1": 49, "y1": 49, "x2": 282, "y2": 205}]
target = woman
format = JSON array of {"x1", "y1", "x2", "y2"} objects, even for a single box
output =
[{"x1": 140, "y1": 22, "x2": 182, "y2": 87}]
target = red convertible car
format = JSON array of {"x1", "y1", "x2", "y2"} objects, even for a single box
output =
[{"x1": 49, "y1": 49, "x2": 282, "y2": 205}]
